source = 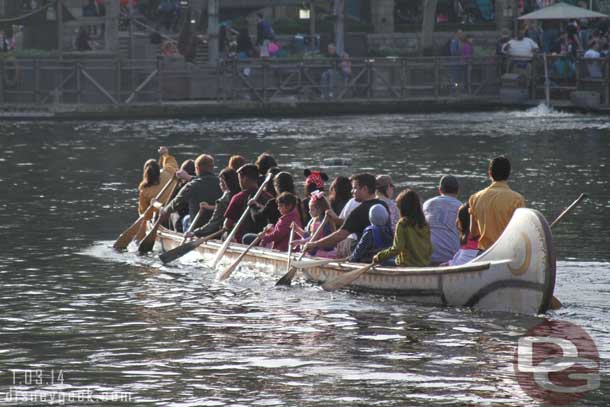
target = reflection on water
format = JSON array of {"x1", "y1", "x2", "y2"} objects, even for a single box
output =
[{"x1": 0, "y1": 112, "x2": 608, "y2": 406}]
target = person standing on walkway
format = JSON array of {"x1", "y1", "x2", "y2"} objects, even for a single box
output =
[{"x1": 256, "y1": 13, "x2": 275, "y2": 57}]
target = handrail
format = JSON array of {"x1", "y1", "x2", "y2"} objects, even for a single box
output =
[{"x1": 0, "y1": 55, "x2": 606, "y2": 107}]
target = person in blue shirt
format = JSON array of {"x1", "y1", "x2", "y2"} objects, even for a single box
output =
[
  {"x1": 423, "y1": 175, "x2": 462, "y2": 265},
  {"x1": 348, "y1": 204, "x2": 393, "y2": 264}
]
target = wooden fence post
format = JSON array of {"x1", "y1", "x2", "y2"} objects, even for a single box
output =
[
  {"x1": 604, "y1": 59, "x2": 610, "y2": 105},
  {"x1": 157, "y1": 58, "x2": 163, "y2": 104},
  {"x1": 400, "y1": 58, "x2": 406, "y2": 98},
  {"x1": 34, "y1": 58, "x2": 40, "y2": 104},
  {"x1": 262, "y1": 59, "x2": 267, "y2": 103},
  {"x1": 367, "y1": 60, "x2": 372, "y2": 99},
  {"x1": 0, "y1": 59, "x2": 4, "y2": 104},
  {"x1": 434, "y1": 57, "x2": 441, "y2": 99},
  {"x1": 76, "y1": 62, "x2": 82, "y2": 104},
  {"x1": 116, "y1": 59, "x2": 122, "y2": 103}
]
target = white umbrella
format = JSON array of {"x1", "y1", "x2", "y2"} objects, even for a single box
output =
[{"x1": 518, "y1": 2, "x2": 609, "y2": 20}]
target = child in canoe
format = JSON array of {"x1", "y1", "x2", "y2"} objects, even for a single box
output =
[
  {"x1": 348, "y1": 204, "x2": 393, "y2": 263},
  {"x1": 292, "y1": 191, "x2": 336, "y2": 258},
  {"x1": 443, "y1": 203, "x2": 479, "y2": 266},
  {"x1": 373, "y1": 189, "x2": 432, "y2": 267},
  {"x1": 260, "y1": 192, "x2": 303, "y2": 252}
]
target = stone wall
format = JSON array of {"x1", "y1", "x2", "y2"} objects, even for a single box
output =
[{"x1": 366, "y1": 31, "x2": 500, "y2": 56}]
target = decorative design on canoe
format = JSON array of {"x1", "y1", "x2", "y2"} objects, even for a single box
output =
[
  {"x1": 463, "y1": 280, "x2": 546, "y2": 308},
  {"x1": 508, "y1": 232, "x2": 532, "y2": 276}
]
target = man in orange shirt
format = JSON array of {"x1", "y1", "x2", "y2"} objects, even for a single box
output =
[{"x1": 469, "y1": 156, "x2": 525, "y2": 252}]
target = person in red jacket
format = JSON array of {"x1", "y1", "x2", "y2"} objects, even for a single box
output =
[{"x1": 260, "y1": 192, "x2": 302, "y2": 252}]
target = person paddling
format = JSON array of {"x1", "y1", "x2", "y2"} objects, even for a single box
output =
[
  {"x1": 186, "y1": 167, "x2": 240, "y2": 239},
  {"x1": 469, "y1": 156, "x2": 525, "y2": 253},
  {"x1": 259, "y1": 192, "x2": 303, "y2": 252},
  {"x1": 305, "y1": 173, "x2": 389, "y2": 256},
  {"x1": 224, "y1": 164, "x2": 273, "y2": 244},
  {"x1": 162, "y1": 154, "x2": 223, "y2": 231}
]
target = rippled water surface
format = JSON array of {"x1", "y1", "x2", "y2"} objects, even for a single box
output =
[{"x1": 0, "y1": 108, "x2": 609, "y2": 406}]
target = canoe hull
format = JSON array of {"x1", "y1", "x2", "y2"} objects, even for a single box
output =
[{"x1": 156, "y1": 208, "x2": 555, "y2": 315}]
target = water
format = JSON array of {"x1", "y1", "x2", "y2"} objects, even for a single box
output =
[{"x1": 0, "y1": 108, "x2": 609, "y2": 406}]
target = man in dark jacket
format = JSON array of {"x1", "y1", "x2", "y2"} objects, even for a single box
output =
[{"x1": 163, "y1": 154, "x2": 222, "y2": 230}]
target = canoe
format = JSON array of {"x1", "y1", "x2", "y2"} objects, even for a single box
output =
[{"x1": 156, "y1": 208, "x2": 555, "y2": 315}]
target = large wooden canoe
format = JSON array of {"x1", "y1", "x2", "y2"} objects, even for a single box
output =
[{"x1": 156, "y1": 208, "x2": 556, "y2": 315}]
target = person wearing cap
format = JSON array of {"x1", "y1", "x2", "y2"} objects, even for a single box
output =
[
  {"x1": 348, "y1": 204, "x2": 393, "y2": 264},
  {"x1": 375, "y1": 175, "x2": 399, "y2": 230},
  {"x1": 423, "y1": 175, "x2": 462, "y2": 265},
  {"x1": 223, "y1": 164, "x2": 273, "y2": 244},
  {"x1": 469, "y1": 156, "x2": 525, "y2": 252}
]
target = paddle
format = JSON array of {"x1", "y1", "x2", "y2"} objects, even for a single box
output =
[
  {"x1": 138, "y1": 181, "x2": 180, "y2": 254},
  {"x1": 159, "y1": 228, "x2": 226, "y2": 264},
  {"x1": 211, "y1": 173, "x2": 273, "y2": 269},
  {"x1": 180, "y1": 206, "x2": 206, "y2": 245},
  {"x1": 217, "y1": 231, "x2": 264, "y2": 281},
  {"x1": 113, "y1": 176, "x2": 177, "y2": 251},
  {"x1": 291, "y1": 257, "x2": 349, "y2": 269},
  {"x1": 548, "y1": 193, "x2": 587, "y2": 310},
  {"x1": 321, "y1": 262, "x2": 376, "y2": 292},
  {"x1": 275, "y1": 214, "x2": 329, "y2": 286},
  {"x1": 285, "y1": 224, "x2": 296, "y2": 274},
  {"x1": 550, "y1": 193, "x2": 587, "y2": 228}
]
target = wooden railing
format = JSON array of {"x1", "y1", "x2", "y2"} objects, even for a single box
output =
[{"x1": 1, "y1": 54, "x2": 606, "y2": 107}]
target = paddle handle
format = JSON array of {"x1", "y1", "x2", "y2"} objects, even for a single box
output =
[
  {"x1": 286, "y1": 224, "x2": 295, "y2": 273},
  {"x1": 212, "y1": 173, "x2": 273, "y2": 268},
  {"x1": 180, "y1": 207, "x2": 206, "y2": 244},
  {"x1": 550, "y1": 193, "x2": 586, "y2": 229}
]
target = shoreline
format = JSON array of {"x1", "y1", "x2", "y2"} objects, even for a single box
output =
[{"x1": 0, "y1": 98, "x2": 602, "y2": 121}]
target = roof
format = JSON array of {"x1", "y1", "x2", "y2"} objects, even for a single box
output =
[{"x1": 519, "y1": 2, "x2": 609, "y2": 20}]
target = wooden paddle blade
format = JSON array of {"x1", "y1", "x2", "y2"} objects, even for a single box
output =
[
  {"x1": 159, "y1": 228, "x2": 225, "y2": 264},
  {"x1": 113, "y1": 210, "x2": 150, "y2": 251},
  {"x1": 275, "y1": 266, "x2": 298, "y2": 286},
  {"x1": 159, "y1": 238, "x2": 203, "y2": 264},
  {"x1": 113, "y1": 177, "x2": 177, "y2": 251},
  {"x1": 138, "y1": 221, "x2": 161, "y2": 254},
  {"x1": 321, "y1": 263, "x2": 375, "y2": 292},
  {"x1": 217, "y1": 261, "x2": 240, "y2": 282},
  {"x1": 217, "y1": 234, "x2": 263, "y2": 281},
  {"x1": 549, "y1": 295, "x2": 562, "y2": 310}
]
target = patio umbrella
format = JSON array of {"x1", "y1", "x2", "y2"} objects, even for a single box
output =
[{"x1": 518, "y1": 2, "x2": 608, "y2": 20}]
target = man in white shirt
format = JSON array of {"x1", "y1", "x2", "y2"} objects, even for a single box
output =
[
  {"x1": 584, "y1": 41, "x2": 602, "y2": 79},
  {"x1": 502, "y1": 30, "x2": 540, "y2": 60}
]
